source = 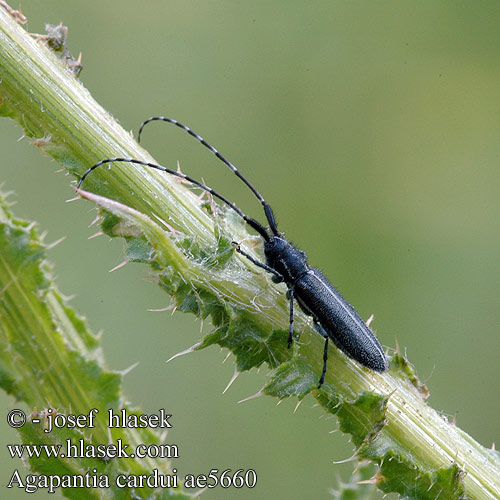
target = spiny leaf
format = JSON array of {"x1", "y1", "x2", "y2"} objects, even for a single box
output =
[
  {"x1": 0, "y1": 190, "x2": 190, "y2": 499},
  {"x1": 377, "y1": 452, "x2": 467, "y2": 500},
  {"x1": 330, "y1": 462, "x2": 379, "y2": 500}
]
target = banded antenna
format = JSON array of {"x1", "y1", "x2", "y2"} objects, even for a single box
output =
[
  {"x1": 77, "y1": 157, "x2": 270, "y2": 241},
  {"x1": 138, "y1": 117, "x2": 278, "y2": 236}
]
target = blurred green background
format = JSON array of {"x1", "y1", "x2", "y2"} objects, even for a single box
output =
[{"x1": 1, "y1": 1, "x2": 499, "y2": 498}]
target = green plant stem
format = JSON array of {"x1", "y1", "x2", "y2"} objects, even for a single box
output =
[{"x1": 1, "y1": 7, "x2": 499, "y2": 500}]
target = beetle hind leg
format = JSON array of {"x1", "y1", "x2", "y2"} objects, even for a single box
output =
[
  {"x1": 286, "y1": 287, "x2": 295, "y2": 348},
  {"x1": 313, "y1": 321, "x2": 329, "y2": 388}
]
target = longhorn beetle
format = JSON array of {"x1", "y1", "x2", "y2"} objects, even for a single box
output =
[{"x1": 78, "y1": 117, "x2": 389, "y2": 387}]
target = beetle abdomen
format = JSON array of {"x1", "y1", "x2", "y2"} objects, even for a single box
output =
[{"x1": 295, "y1": 269, "x2": 388, "y2": 372}]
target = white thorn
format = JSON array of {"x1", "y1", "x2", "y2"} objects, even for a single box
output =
[
  {"x1": 208, "y1": 193, "x2": 216, "y2": 215},
  {"x1": 293, "y1": 400, "x2": 303, "y2": 414},
  {"x1": 223, "y1": 370, "x2": 240, "y2": 394},
  {"x1": 119, "y1": 361, "x2": 139, "y2": 376},
  {"x1": 46, "y1": 236, "x2": 66, "y2": 250},
  {"x1": 148, "y1": 304, "x2": 175, "y2": 312},
  {"x1": 238, "y1": 390, "x2": 263, "y2": 404},
  {"x1": 88, "y1": 215, "x2": 102, "y2": 228},
  {"x1": 358, "y1": 478, "x2": 378, "y2": 485},
  {"x1": 59, "y1": 292, "x2": 75, "y2": 302},
  {"x1": 152, "y1": 213, "x2": 178, "y2": 233},
  {"x1": 88, "y1": 231, "x2": 103, "y2": 239},
  {"x1": 109, "y1": 260, "x2": 128, "y2": 273},
  {"x1": 65, "y1": 195, "x2": 81, "y2": 203},
  {"x1": 332, "y1": 449, "x2": 360, "y2": 465},
  {"x1": 222, "y1": 351, "x2": 231, "y2": 363},
  {"x1": 352, "y1": 460, "x2": 364, "y2": 474},
  {"x1": 366, "y1": 314, "x2": 374, "y2": 327},
  {"x1": 167, "y1": 342, "x2": 201, "y2": 363}
]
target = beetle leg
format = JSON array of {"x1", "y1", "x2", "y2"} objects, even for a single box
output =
[
  {"x1": 287, "y1": 286, "x2": 295, "y2": 348},
  {"x1": 313, "y1": 321, "x2": 329, "y2": 388},
  {"x1": 232, "y1": 242, "x2": 284, "y2": 282}
]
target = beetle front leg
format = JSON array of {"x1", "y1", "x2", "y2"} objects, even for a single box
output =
[{"x1": 232, "y1": 242, "x2": 284, "y2": 282}]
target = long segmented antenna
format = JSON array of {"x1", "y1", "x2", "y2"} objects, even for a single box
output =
[
  {"x1": 138, "y1": 117, "x2": 279, "y2": 236},
  {"x1": 77, "y1": 157, "x2": 270, "y2": 241}
]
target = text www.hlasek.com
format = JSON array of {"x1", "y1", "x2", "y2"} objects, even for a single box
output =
[{"x1": 8, "y1": 439, "x2": 176, "y2": 460}]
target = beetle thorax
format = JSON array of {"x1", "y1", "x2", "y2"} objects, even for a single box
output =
[{"x1": 264, "y1": 236, "x2": 309, "y2": 283}]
